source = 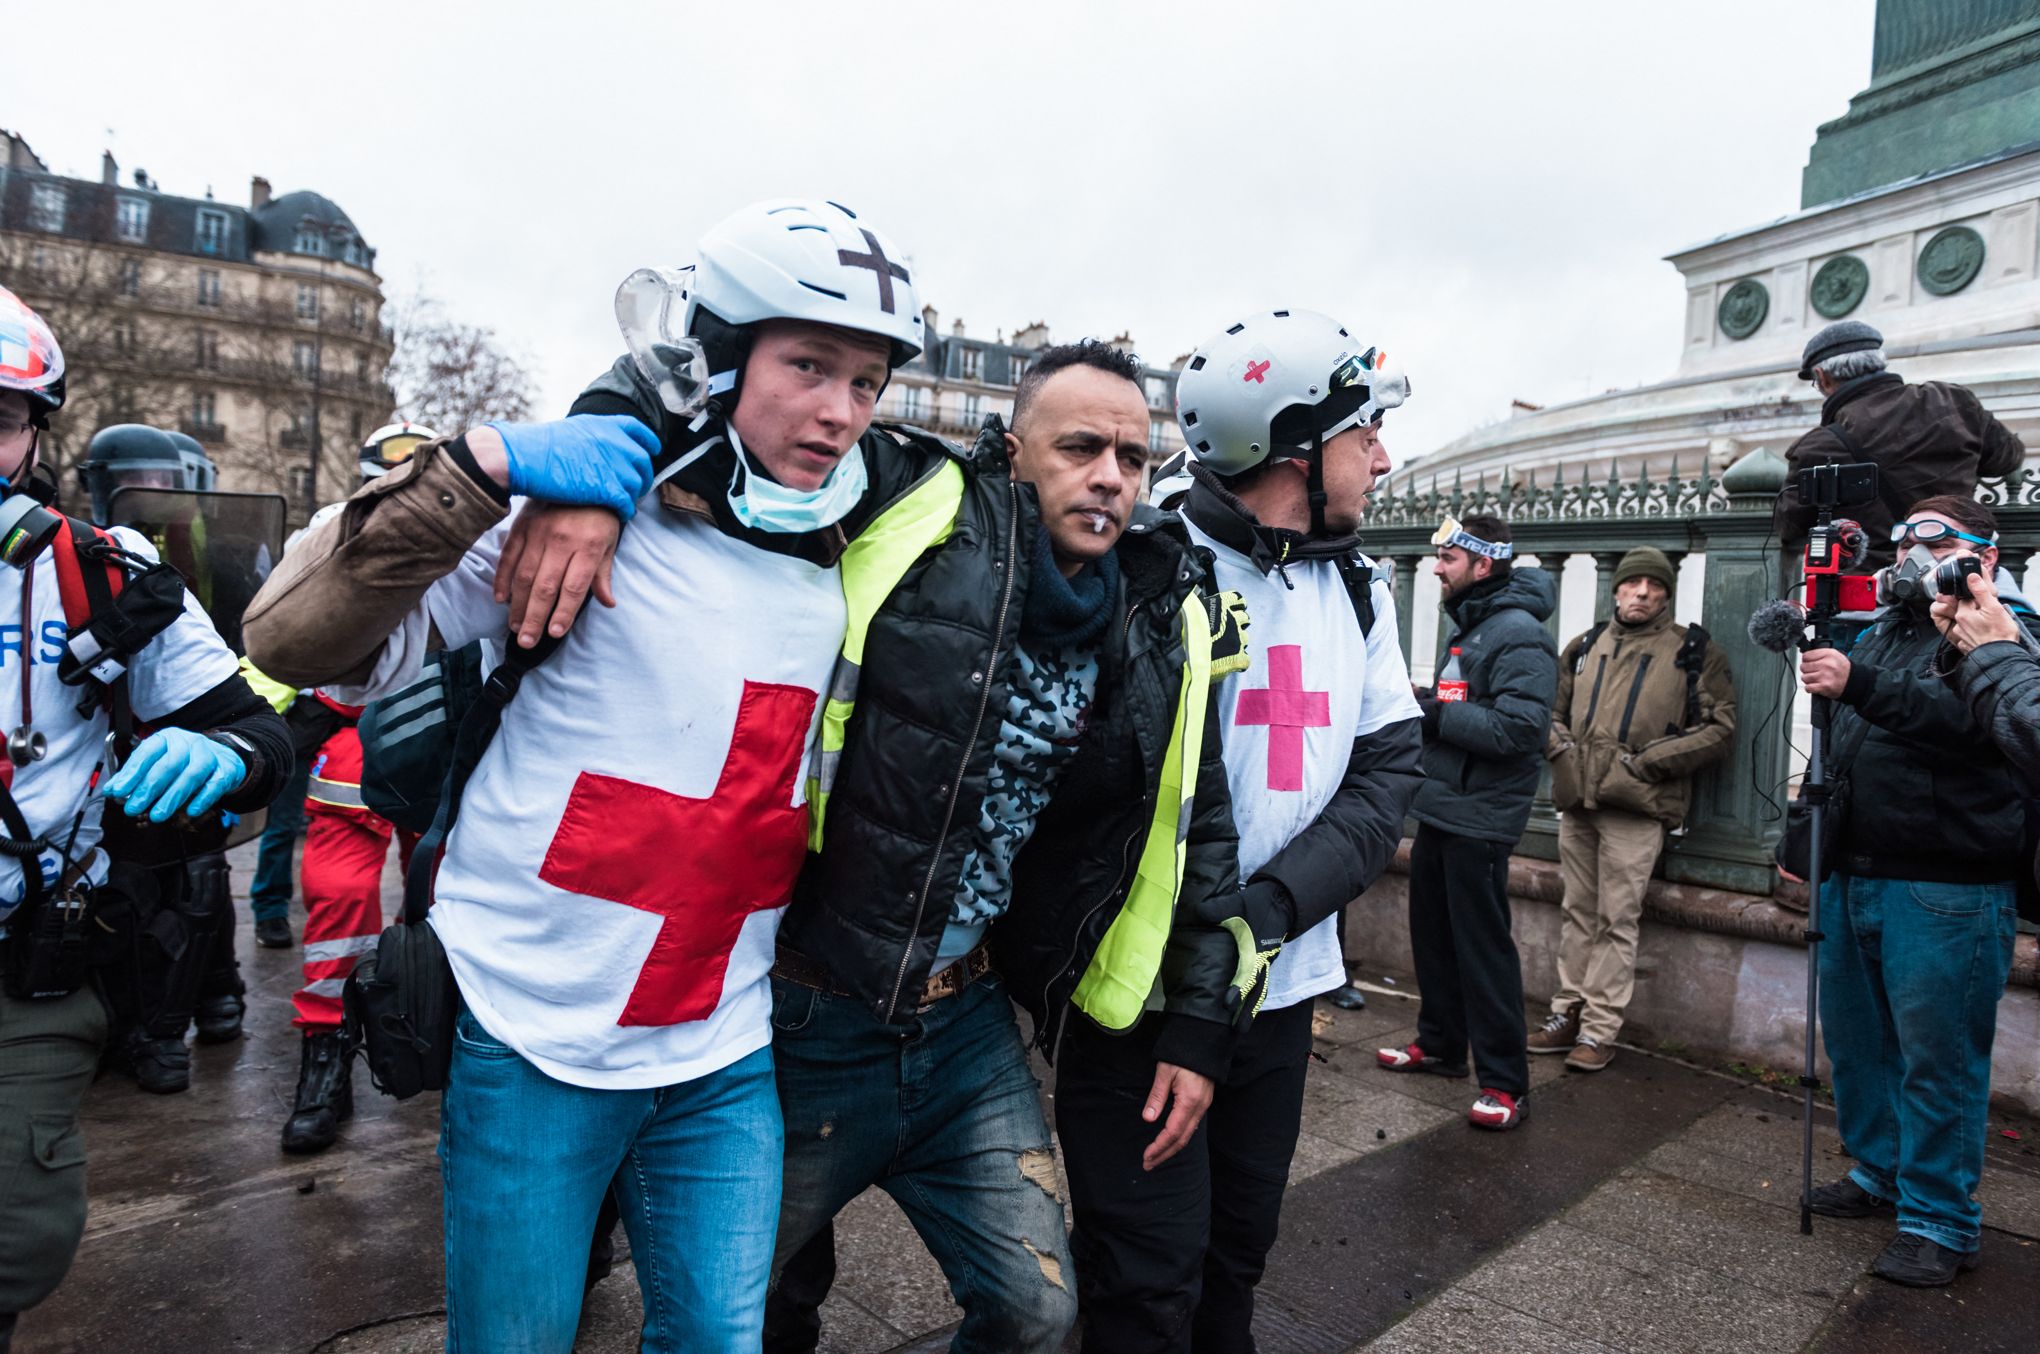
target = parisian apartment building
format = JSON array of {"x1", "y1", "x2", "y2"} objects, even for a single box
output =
[{"x1": 0, "y1": 130, "x2": 393, "y2": 520}]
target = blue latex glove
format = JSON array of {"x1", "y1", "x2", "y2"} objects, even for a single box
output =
[
  {"x1": 103, "y1": 728, "x2": 248, "y2": 823},
  {"x1": 488, "y1": 414, "x2": 661, "y2": 520}
]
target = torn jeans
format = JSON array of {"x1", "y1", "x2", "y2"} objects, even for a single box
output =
[{"x1": 765, "y1": 972, "x2": 1076, "y2": 1354}]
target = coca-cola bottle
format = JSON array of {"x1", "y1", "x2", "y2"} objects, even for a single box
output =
[{"x1": 1437, "y1": 647, "x2": 1469, "y2": 702}]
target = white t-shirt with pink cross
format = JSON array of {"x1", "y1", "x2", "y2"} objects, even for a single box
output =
[{"x1": 1185, "y1": 520, "x2": 1419, "y2": 1013}]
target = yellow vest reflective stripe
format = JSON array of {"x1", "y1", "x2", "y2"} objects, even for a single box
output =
[
  {"x1": 805, "y1": 459, "x2": 967, "y2": 851},
  {"x1": 1069, "y1": 591, "x2": 1215, "y2": 1031}
]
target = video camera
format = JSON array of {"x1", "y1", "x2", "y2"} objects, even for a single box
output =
[{"x1": 1799, "y1": 464, "x2": 1879, "y2": 621}]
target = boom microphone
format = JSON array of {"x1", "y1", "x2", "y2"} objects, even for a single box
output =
[{"x1": 1748, "y1": 598, "x2": 1807, "y2": 654}]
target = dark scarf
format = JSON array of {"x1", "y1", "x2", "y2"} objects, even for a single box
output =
[{"x1": 1022, "y1": 525, "x2": 1118, "y2": 650}]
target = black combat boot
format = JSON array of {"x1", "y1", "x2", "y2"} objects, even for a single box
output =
[
  {"x1": 255, "y1": 916, "x2": 295, "y2": 949},
  {"x1": 281, "y1": 1030, "x2": 355, "y2": 1155},
  {"x1": 194, "y1": 992, "x2": 246, "y2": 1044},
  {"x1": 105, "y1": 1027, "x2": 191, "y2": 1094}
]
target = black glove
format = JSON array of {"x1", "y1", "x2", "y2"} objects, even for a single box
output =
[
  {"x1": 1239, "y1": 877, "x2": 1295, "y2": 951},
  {"x1": 1417, "y1": 696, "x2": 1443, "y2": 738}
]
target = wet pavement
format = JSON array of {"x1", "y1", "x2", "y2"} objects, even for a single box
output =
[{"x1": 15, "y1": 843, "x2": 2040, "y2": 1352}]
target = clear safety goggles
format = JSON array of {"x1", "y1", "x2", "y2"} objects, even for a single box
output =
[{"x1": 1890, "y1": 518, "x2": 1995, "y2": 548}]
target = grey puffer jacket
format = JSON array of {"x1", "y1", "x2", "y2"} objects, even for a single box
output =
[{"x1": 1411, "y1": 569, "x2": 1559, "y2": 845}]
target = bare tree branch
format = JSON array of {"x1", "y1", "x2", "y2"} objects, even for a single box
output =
[{"x1": 386, "y1": 291, "x2": 534, "y2": 433}]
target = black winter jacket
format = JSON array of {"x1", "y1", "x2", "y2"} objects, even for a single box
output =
[
  {"x1": 1946, "y1": 627, "x2": 2040, "y2": 896},
  {"x1": 1412, "y1": 569, "x2": 1558, "y2": 845},
  {"x1": 1826, "y1": 601, "x2": 2040, "y2": 883},
  {"x1": 572, "y1": 372, "x2": 1245, "y2": 1053},
  {"x1": 995, "y1": 508, "x2": 1244, "y2": 1076},
  {"x1": 1775, "y1": 372, "x2": 2026, "y2": 569},
  {"x1": 1180, "y1": 473, "x2": 1425, "y2": 941}
]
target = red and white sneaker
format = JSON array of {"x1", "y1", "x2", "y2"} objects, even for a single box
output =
[
  {"x1": 1469, "y1": 1089, "x2": 1527, "y2": 1131},
  {"x1": 1375, "y1": 1043, "x2": 1469, "y2": 1078}
]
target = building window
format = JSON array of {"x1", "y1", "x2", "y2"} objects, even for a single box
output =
[
  {"x1": 192, "y1": 391, "x2": 217, "y2": 425},
  {"x1": 901, "y1": 386, "x2": 925, "y2": 420},
  {"x1": 29, "y1": 185, "x2": 66, "y2": 232},
  {"x1": 355, "y1": 351, "x2": 369, "y2": 382},
  {"x1": 289, "y1": 466, "x2": 314, "y2": 504},
  {"x1": 29, "y1": 247, "x2": 51, "y2": 275},
  {"x1": 1008, "y1": 357, "x2": 1028, "y2": 386},
  {"x1": 350, "y1": 410, "x2": 364, "y2": 443},
  {"x1": 349, "y1": 297, "x2": 367, "y2": 332},
  {"x1": 961, "y1": 347, "x2": 981, "y2": 380},
  {"x1": 964, "y1": 393, "x2": 982, "y2": 425},
  {"x1": 116, "y1": 196, "x2": 150, "y2": 243},
  {"x1": 1146, "y1": 376, "x2": 1169, "y2": 408},
  {"x1": 1149, "y1": 419, "x2": 1167, "y2": 452},
  {"x1": 196, "y1": 269, "x2": 221, "y2": 308},
  {"x1": 293, "y1": 340, "x2": 319, "y2": 376},
  {"x1": 117, "y1": 258, "x2": 142, "y2": 298},
  {"x1": 112, "y1": 320, "x2": 139, "y2": 358},
  {"x1": 344, "y1": 239, "x2": 366, "y2": 267},
  {"x1": 296, "y1": 283, "x2": 319, "y2": 321},
  {"x1": 195, "y1": 328, "x2": 219, "y2": 370},
  {"x1": 195, "y1": 208, "x2": 229, "y2": 256},
  {"x1": 293, "y1": 226, "x2": 326, "y2": 255}
]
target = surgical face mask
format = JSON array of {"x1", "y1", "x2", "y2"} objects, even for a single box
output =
[
  {"x1": 724, "y1": 425, "x2": 867, "y2": 534},
  {"x1": 1875, "y1": 543, "x2": 1941, "y2": 608}
]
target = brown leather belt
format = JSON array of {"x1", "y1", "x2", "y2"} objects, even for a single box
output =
[{"x1": 771, "y1": 942, "x2": 994, "y2": 1008}]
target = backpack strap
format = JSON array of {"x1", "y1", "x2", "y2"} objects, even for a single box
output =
[
  {"x1": 400, "y1": 632, "x2": 563, "y2": 926},
  {"x1": 1570, "y1": 621, "x2": 1610, "y2": 675},
  {"x1": 1673, "y1": 623, "x2": 1711, "y2": 729},
  {"x1": 1333, "y1": 552, "x2": 1378, "y2": 638},
  {"x1": 51, "y1": 518, "x2": 136, "y2": 753}
]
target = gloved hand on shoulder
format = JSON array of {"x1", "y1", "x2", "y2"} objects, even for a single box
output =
[
  {"x1": 487, "y1": 414, "x2": 660, "y2": 520},
  {"x1": 103, "y1": 728, "x2": 248, "y2": 823}
]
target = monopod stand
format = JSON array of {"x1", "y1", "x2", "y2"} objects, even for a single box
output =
[{"x1": 1796, "y1": 668, "x2": 1831, "y2": 1236}]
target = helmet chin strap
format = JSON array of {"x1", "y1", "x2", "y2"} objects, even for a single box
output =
[{"x1": 1304, "y1": 427, "x2": 1330, "y2": 538}]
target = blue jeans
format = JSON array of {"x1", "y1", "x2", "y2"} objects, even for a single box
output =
[
  {"x1": 768, "y1": 973, "x2": 1076, "y2": 1353},
  {"x1": 248, "y1": 756, "x2": 311, "y2": 921},
  {"x1": 440, "y1": 1010, "x2": 782, "y2": 1353},
  {"x1": 1818, "y1": 873, "x2": 2017, "y2": 1252}
]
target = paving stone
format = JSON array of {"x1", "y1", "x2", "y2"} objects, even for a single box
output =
[
  {"x1": 823, "y1": 1188, "x2": 962, "y2": 1340},
  {"x1": 1298, "y1": 1065, "x2": 1460, "y2": 1156},
  {"x1": 1458, "y1": 1219, "x2": 1834, "y2": 1353},
  {"x1": 1363, "y1": 1288, "x2": 1621, "y2": 1353},
  {"x1": 1560, "y1": 1164, "x2": 1881, "y2": 1303}
]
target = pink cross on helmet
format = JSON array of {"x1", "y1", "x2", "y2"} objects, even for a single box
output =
[{"x1": 0, "y1": 285, "x2": 65, "y2": 417}]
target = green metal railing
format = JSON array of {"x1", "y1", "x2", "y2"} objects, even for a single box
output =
[{"x1": 1358, "y1": 450, "x2": 2040, "y2": 894}]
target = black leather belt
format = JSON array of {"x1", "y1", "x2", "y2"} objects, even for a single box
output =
[{"x1": 771, "y1": 942, "x2": 994, "y2": 1007}]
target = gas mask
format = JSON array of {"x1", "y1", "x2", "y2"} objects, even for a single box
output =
[{"x1": 1875, "y1": 544, "x2": 1937, "y2": 608}]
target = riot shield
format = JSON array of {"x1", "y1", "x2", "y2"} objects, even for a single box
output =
[
  {"x1": 103, "y1": 488, "x2": 287, "y2": 656},
  {"x1": 103, "y1": 488, "x2": 288, "y2": 849}
]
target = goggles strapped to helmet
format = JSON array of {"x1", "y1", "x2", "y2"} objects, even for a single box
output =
[
  {"x1": 0, "y1": 286, "x2": 64, "y2": 402},
  {"x1": 1890, "y1": 518, "x2": 1995, "y2": 548},
  {"x1": 1318, "y1": 345, "x2": 1411, "y2": 441},
  {"x1": 1431, "y1": 515, "x2": 1513, "y2": 560},
  {"x1": 616, "y1": 267, "x2": 721, "y2": 416}
]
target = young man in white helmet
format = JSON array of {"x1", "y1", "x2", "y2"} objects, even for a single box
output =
[
  {"x1": 243, "y1": 199, "x2": 948, "y2": 1352},
  {"x1": 1056, "y1": 309, "x2": 1424, "y2": 1350}
]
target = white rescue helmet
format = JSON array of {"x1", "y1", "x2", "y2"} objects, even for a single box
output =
[
  {"x1": 359, "y1": 419, "x2": 440, "y2": 481},
  {"x1": 617, "y1": 199, "x2": 925, "y2": 416},
  {"x1": 1173, "y1": 309, "x2": 1409, "y2": 478}
]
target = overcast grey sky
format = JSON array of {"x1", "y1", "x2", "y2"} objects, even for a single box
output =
[{"x1": 13, "y1": 0, "x2": 1873, "y2": 465}]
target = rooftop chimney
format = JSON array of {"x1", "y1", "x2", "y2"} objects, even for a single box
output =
[
  {"x1": 100, "y1": 150, "x2": 118, "y2": 186},
  {"x1": 250, "y1": 176, "x2": 272, "y2": 209},
  {"x1": 952, "y1": 318, "x2": 966, "y2": 337}
]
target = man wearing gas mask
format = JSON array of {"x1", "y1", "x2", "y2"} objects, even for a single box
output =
[
  {"x1": 0, "y1": 287, "x2": 293, "y2": 1350},
  {"x1": 1793, "y1": 493, "x2": 2036, "y2": 1287},
  {"x1": 1775, "y1": 321, "x2": 2025, "y2": 571}
]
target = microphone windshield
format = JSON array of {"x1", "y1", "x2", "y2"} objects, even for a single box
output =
[{"x1": 1748, "y1": 597, "x2": 1807, "y2": 654}]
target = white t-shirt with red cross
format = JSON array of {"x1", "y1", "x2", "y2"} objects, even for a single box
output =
[
  {"x1": 1185, "y1": 521, "x2": 1419, "y2": 1013},
  {"x1": 335, "y1": 501, "x2": 843, "y2": 1090}
]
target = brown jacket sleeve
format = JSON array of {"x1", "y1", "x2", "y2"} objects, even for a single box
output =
[
  {"x1": 1547, "y1": 631, "x2": 1582, "y2": 754},
  {"x1": 242, "y1": 440, "x2": 508, "y2": 688}
]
